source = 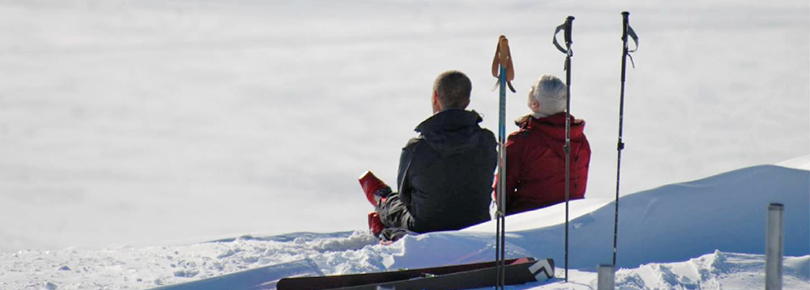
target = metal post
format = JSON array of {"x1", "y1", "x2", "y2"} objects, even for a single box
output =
[
  {"x1": 597, "y1": 264, "x2": 615, "y2": 290},
  {"x1": 765, "y1": 203, "x2": 784, "y2": 290}
]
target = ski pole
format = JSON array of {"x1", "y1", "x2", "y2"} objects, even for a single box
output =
[
  {"x1": 491, "y1": 34, "x2": 515, "y2": 290},
  {"x1": 613, "y1": 11, "x2": 639, "y2": 268},
  {"x1": 552, "y1": 15, "x2": 574, "y2": 283}
]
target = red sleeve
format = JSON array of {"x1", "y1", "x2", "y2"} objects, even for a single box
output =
[
  {"x1": 504, "y1": 133, "x2": 523, "y2": 209},
  {"x1": 494, "y1": 132, "x2": 524, "y2": 211}
]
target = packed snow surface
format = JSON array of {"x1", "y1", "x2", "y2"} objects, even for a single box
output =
[{"x1": 1, "y1": 162, "x2": 807, "y2": 289}]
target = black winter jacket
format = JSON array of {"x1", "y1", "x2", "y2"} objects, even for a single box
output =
[{"x1": 396, "y1": 109, "x2": 497, "y2": 233}]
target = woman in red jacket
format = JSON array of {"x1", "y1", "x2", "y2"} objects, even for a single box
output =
[{"x1": 499, "y1": 74, "x2": 591, "y2": 215}]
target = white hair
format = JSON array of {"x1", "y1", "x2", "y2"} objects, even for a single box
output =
[{"x1": 530, "y1": 74, "x2": 567, "y2": 117}]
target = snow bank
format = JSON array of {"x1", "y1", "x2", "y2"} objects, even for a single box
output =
[
  {"x1": 0, "y1": 232, "x2": 382, "y2": 289},
  {"x1": 607, "y1": 251, "x2": 810, "y2": 290},
  {"x1": 777, "y1": 154, "x2": 810, "y2": 171},
  {"x1": 1, "y1": 164, "x2": 808, "y2": 289},
  {"x1": 463, "y1": 165, "x2": 810, "y2": 270},
  {"x1": 512, "y1": 251, "x2": 810, "y2": 290}
]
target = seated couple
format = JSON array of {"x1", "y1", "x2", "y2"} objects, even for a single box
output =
[{"x1": 359, "y1": 71, "x2": 591, "y2": 241}]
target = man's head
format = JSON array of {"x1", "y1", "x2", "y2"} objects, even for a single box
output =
[
  {"x1": 527, "y1": 74, "x2": 567, "y2": 117},
  {"x1": 432, "y1": 70, "x2": 472, "y2": 114}
]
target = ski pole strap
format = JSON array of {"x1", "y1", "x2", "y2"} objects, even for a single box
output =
[
  {"x1": 491, "y1": 35, "x2": 516, "y2": 93},
  {"x1": 552, "y1": 16, "x2": 575, "y2": 56},
  {"x1": 626, "y1": 26, "x2": 638, "y2": 68},
  {"x1": 552, "y1": 24, "x2": 567, "y2": 55},
  {"x1": 627, "y1": 26, "x2": 639, "y2": 53}
]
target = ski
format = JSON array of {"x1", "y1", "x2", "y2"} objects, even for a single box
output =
[{"x1": 277, "y1": 257, "x2": 554, "y2": 290}]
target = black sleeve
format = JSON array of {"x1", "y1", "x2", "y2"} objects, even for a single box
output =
[{"x1": 397, "y1": 138, "x2": 419, "y2": 206}]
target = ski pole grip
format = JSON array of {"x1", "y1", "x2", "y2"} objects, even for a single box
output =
[
  {"x1": 499, "y1": 35, "x2": 509, "y2": 67},
  {"x1": 622, "y1": 12, "x2": 630, "y2": 42},
  {"x1": 564, "y1": 16, "x2": 575, "y2": 45}
]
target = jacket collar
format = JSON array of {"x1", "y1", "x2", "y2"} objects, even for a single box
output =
[
  {"x1": 515, "y1": 112, "x2": 586, "y2": 141},
  {"x1": 516, "y1": 112, "x2": 580, "y2": 127},
  {"x1": 415, "y1": 109, "x2": 483, "y2": 133}
]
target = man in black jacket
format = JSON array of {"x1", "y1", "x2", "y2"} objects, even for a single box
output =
[{"x1": 360, "y1": 70, "x2": 497, "y2": 241}]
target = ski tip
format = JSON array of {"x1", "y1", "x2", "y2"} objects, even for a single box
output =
[{"x1": 358, "y1": 170, "x2": 374, "y2": 180}]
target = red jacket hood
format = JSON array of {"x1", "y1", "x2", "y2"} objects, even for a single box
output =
[{"x1": 514, "y1": 113, "x2": 586, "y2": 158}]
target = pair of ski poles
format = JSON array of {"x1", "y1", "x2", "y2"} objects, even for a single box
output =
[{"x1": 493, "y1": 11, "x2": 639, "y2": 288}]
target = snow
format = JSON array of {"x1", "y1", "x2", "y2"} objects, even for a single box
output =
[
  {"x1": 1, "y1": 160, "x2": 808, "y2": 289},
  {"x1": 1, "y1": 0, "x2": 808, "y2": 253},
  {"x1": 778, "y1": 155, "x2": 810, "y2": 171},
  {"x1": 465, "y1": 164, "x2": 810, "y2": 270},
  {"x1": 612, "y1": 252, "x2": 810, "y2": 290},
  {"x1": 0, "y1": 0, "x2": 808, "y2": 289}
]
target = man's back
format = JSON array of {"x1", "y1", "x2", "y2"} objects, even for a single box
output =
[{"x1": 398, "y1": 109, "x2": 497, "y2": 233}]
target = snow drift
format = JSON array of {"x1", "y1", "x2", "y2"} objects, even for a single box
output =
[
  {"x1": 1, "y1": 160, "x2": 807, "y2": 289},
  {"x1": 462, "y1": 164, "x2": 810, "y2": 270}
]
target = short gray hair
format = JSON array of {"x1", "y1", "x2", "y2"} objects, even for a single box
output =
[{"x1": 530, "y1": 74, "x2": 567, "y2": 116}]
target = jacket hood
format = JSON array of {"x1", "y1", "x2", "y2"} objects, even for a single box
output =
[
  {"x1": 515, "y1": 113, "x2": 586, "y2": 157},
  {"x1": 415, "y1": 109, "x2": 485, "y2": 156}
]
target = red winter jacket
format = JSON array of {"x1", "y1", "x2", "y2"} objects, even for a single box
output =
[{"x1": 497, "y1": 113, "x2": 591, "y2": 215}]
